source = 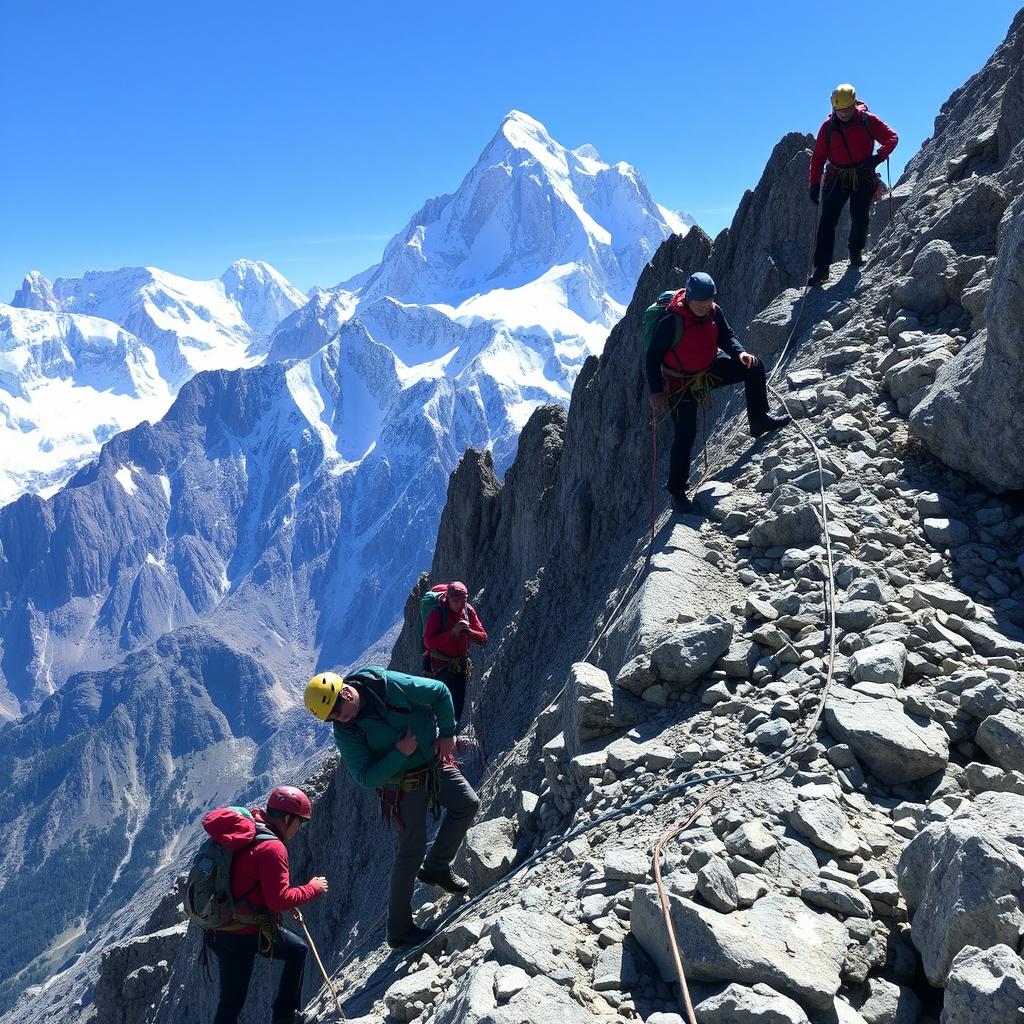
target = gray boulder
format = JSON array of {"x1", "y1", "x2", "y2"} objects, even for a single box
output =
[
  {"x1": 631, "y1": 889, "x2": 847, "y2": 1009},
  {"x1": 694, "y1": 982, "x2": 811, "y2": 1024},
  {"x1": 923, "y1": 517, "x2": 971, "y2": 549},
  {"x1": 749, "y1": 486, "x2": 823, "y2": 549},
  {"x1": 789, "y1": 798, "x2": 861, "y2": 857},
  {"x1": 593, "y1": 939, "x2": 640, "y2": 992},
  {"x1": 824, "y1": 685, "x2": 950, "y2": 784},
  {"x1": 652, "y1": 618, "x2": 734, "y2": 690},
  {"x1": 489, "y1": 908, "x2": 580, "y2": 977},
  {"x1": 460, "y1": 816, "x2": 518, "y2": 889},
  {"x1": 941, "y1": 943, "x2": 1024, "y2": 1024},
  {"x1": 847, "y1": 976, "x2": 922, "y2": 1024},
  {"x1": 384, "y1": 963, "x2": 441, "y2": 1022},
  {"x1": 976, "y1": 709, "x2": 1024, "y2": 772},
  {"x1": 697, "y1": 858, "x2": 740, "y2": 912},
  {"x1": 561, "y1": 661, "x2": 647, "y2": 753},
  {"x1": 431, "y1": 961, "x2": 594, "y2": 1024},
  {"x1": 897, "y1": 791, "x2": 1024, "y2": 983},
  {"x1": 890, "y1": 240, "x2": 960, "y2": 316},
  {"x1": 851, "y1": 641, "x2": 908, "y2": 686}
]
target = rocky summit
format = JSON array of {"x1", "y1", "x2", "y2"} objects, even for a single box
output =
[{"x1": 7, "y1": 11, "x2": 1024, "y2": 1024}]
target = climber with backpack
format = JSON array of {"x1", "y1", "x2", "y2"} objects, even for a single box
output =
[
  {"x1": 421, "y1": 580, "x2": 488, "y2": 724},
  {"x1": 305, "y1": 667, "x2": 479, "y2": 950},
  {"x1": 646, "y1": 272, "x2": 790, "y2": 512},
  {"x1": 807, "y1": 83, "x2": 899, "y2": 285},
  {"x1": 186, "y1": 786, "x2": 327, "y2": 1024}
]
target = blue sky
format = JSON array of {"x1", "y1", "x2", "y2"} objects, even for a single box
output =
[{"x1": 1, "y1": 1, "x2": 1020, "y2": 300}]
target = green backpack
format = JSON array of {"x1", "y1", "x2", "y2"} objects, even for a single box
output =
[{"x1": 642, "y1": 289, "x2": 685, "y2": 350}]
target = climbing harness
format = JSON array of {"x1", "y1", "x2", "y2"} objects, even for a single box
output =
[{"x1": 380, "y1": 761, "x2": 443, "y2": 831}]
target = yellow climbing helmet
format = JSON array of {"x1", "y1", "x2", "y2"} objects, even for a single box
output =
[
  {"x1": 831, "y1": 84, "x2": 857, "y2": 110},
  {"x1": 304, "y1": 671, "x2": 344, "y2": 721}
]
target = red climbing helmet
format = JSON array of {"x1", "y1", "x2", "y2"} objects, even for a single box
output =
[{"x1": 267, "y1": 785, "x2": 312, "y2": 819}]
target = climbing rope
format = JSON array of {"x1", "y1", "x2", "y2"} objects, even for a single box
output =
[{"x1": 652, "y1": 381, "x2": 839, "y2": 1022}]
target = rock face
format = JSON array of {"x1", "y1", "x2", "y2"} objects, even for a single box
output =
[
  {"x1": 897, "y1": 791, "x2": 1024, "y2": 984},
  {"x1": 92, "y1": 923, "x2": 187, "y2": 1024},
  {"x1": 632, "y1": 889, "x2": 847, "y2": 1010},
  {"x1": 705, "y1": 133, "x2": 820, "y2": 334},
  {"x1": 900, "y1": 11, "x2": 1024, "y2": 490},
  {"x1": 909, "y1": 196, "x2": 1024, "y2": 490}
]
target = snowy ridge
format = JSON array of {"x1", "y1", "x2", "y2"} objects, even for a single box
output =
[
  {"x1": 48, "y1": 260, "x2": 305, "y2": 385},
  {"x1": 0, "y1": 305, "x2": 172, "y2": 502},
  {"x1": 2, "y1": 260, "x2": 307, "y2": 505}
]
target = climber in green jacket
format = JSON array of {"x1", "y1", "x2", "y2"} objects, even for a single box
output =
[{"x1": 304, "y1": 666, "x2": 480, "y2": 949}]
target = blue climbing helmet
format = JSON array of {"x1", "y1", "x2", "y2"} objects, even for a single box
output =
[{"x1": 685, "y1": 272, "x2": 717, "y2": 300}]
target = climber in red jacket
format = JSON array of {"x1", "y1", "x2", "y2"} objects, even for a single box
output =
[
  {"x1": 807, "y1": 83, "x2": 899, "y2": 285},
  {"x1": 206, "y1": 786, "x2": 327, "y2": 1024},
  {"x1": 422, "y1": 580, "x2": 488, "y2": 723}
]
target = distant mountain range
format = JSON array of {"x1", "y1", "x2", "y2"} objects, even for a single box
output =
[{"x1": 0, "y1": 111, "x2": 690, "y2": 1012}]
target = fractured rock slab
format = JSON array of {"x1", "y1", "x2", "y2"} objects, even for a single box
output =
[
  {"x1": 824, "y1": 685, "x2": 949, "y2": 784},
  {"x1": 631, "y1": 889, "x2": 846, "y2": 1009}
]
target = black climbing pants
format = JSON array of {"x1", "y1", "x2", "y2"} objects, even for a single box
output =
[
  {"x1": 812, "y1": 170, "x2": 876, "y2": 272},
  {"x1": 208, "y1": 927, "x2": 307, "y2": 1024},
  {"x1": 434, "y1": 664, "x2": 469, "y2": 724},
  {"x1": 667, "y1": 353, "x2": 770, "y2": 496}
]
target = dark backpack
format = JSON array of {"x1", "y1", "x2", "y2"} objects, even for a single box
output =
[{"x1": 184, "y1": 807, "x2": 277, "y2": 931}]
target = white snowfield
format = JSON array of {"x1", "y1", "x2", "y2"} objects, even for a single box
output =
[
  {"x1": 0, "y1": 260, "x2": 307, "y2": 505},
  {"x1": 3, "y1": 111, "x2": 689, "y2": 507},
  {"x1": 0, "y1": 306, "x2": 172, "y2": 502}
]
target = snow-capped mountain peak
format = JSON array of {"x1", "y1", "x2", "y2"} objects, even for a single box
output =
[
  {"x1": 2, "y1": 260, "x2": 307, "y2": 505},
  {"x1": 11, "y1": 271, "x2": 59, "y2": 312},
  {"x1": 219, "y1": 259, "x2": 309, "y2": 348},
  {"x1": 347, "y1": 110, "x2": 689, "y2": 314}
]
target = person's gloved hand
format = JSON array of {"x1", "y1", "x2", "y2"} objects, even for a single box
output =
[
  {"x1": 869, "y1": 153, "x2": 885, "y2": 169},
  {"x1": 808, "y1": 184, "x2": 819, "y2": 205}
]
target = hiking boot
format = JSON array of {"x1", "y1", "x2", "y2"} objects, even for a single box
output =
[
  {"x1": 849, "y1": 250, "x2": 865, "y2": 268},
  {"x1": 807, "y1": 268, "x2": 829, "y2": 287},
  {"x1": 672, "y1": 492, "x2": 694, "y2": 513},
  {"x1": 750, "y1": 414, "x2": 792, "y2": 439},
  {"x1": 387, "y1": 923, "x2": 436, "y2": 950},
  {"x1": 418, "y1": 865, "x2": 470, "y2": 894}
]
